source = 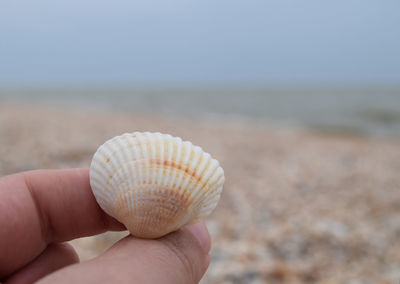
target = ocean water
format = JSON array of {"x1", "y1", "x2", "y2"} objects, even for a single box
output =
[{"x1": 1, "y1": 86, "x2": 399, "y2": 138}]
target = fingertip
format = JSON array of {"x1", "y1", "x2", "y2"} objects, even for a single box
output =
[
  {"x1": 185, "y1": 221, "x2": 211, "y2": 254},
  {"x1": 57, "y1": 243, "x2": 80, "y2": 264}
]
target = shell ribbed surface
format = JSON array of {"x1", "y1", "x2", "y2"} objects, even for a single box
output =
[{"x1": 89, "y1": 132, "x2": 224, "y2": 238}]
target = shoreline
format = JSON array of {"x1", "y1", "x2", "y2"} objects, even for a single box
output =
[{"x1": 1, "y1": 87, "x2": 400, "y2": 139}]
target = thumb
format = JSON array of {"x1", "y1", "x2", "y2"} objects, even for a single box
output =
[{"x1": 37, "y1": 222, "x2": 211, "y2": 284}]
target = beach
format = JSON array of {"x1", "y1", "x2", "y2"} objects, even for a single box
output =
[{"x1": 1, "y1": 102, "x2": 400, "y2": 283}]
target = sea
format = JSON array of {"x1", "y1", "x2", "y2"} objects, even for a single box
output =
[{"x1": 0, "y1": 85, "x2": 399, "y2": 138}]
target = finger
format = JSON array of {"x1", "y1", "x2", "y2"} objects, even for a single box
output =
[
  {"x1": 37, "y1": 222, "x2": 211, "y2": 284},
  {"x1": 0, "y1": 168, "x2": 124, "y2": 277},
  {"x1": 4, "y1": 243, "x2": 79, "y2": 284}
]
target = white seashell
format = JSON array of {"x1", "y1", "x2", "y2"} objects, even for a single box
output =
[{"x1": 89, "y1": 132, "x2": 224, "y2": 238}]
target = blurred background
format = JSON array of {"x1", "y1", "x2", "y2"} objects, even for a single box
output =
[{"x1": 1, "y1": 1, "x2": 400, "y2": 283}]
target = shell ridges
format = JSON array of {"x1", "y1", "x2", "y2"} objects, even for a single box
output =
[{"x1": 89, "y1": 132, "x2": 224, "y2": 238}]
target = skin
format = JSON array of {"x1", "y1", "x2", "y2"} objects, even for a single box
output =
[{"x1": 0, "y1": 168, "x2": 211, "y2": 284}]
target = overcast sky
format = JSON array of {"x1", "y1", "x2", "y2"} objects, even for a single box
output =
[{"x1": 0, "y1": 0, "x2": 399, "y2": 85}]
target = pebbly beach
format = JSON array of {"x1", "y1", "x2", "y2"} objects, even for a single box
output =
[{"x1": 1, "y1": 101, "x2": 399, "y2": 283}]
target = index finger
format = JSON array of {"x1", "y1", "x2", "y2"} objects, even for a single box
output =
[{"x1": 0, "y1": 168, "x2": 124, "y2": 278}]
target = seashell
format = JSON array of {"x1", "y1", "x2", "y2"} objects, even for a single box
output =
[{"x1": 89, "y1": 132, "x2": 224, "y2": 238}]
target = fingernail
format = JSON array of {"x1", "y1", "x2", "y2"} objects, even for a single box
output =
[{"x1": 186, "y1": 221, "x2": 211, "y2": 254}]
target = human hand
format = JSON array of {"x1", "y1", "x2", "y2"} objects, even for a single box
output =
[{"x1": 0, "y1": 169, "x2": 211, "y2": 284}]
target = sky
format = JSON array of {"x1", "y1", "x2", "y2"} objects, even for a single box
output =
[{"x1": 0, "y1": 0, "x2": 399, "y2": 85}]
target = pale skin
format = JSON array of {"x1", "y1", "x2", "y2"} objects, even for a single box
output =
[{"x1": 0, "y1": 168, "x2": 211, "y2": 284}]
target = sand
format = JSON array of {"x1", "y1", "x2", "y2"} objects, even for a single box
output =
[{"x1": 1, "y1": 102, "x2": 400, "y2": 283}]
